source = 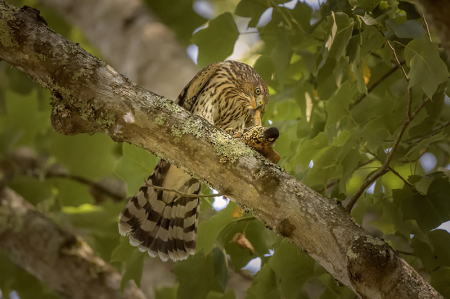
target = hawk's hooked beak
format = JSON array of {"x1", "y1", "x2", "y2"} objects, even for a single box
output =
[{"x1": 248, "y1": 96, "x2": 264, "y2": 126}]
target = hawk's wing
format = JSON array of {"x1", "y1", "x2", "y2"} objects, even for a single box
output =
[{"x1": 176, "y1": 61, "x2": 223, "y2": 110}]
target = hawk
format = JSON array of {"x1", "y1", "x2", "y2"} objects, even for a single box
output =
[{"x1": 118, "y1": 61, "x2": 269, "y2": 261}]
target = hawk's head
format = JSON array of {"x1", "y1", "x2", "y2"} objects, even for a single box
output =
[{"x1": 225, "y1": 60, "x2": 269, "y2": 126}]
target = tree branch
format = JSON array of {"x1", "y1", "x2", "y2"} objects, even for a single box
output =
[
  {"x1": 0, "y1": 187, "x2": 147, "y2": 299},
  {"x1": 0, "y1": 2, "x2": 442, "y2": 298}
]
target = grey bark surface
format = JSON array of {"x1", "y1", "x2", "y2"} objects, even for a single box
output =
[
  {"x1": 0, "y1": 1, "x2": 443, "y2": 298},
  {"x1": 0, "y1": 187, "x2": 147, "y2": 299},
  {"x1": 38, "y1": 0, "x2": 197, "y2": 99}
]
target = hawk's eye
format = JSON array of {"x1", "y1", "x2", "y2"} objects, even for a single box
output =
[{"x1": 255, "y1": 87, "x2": 261, "y2": 95}]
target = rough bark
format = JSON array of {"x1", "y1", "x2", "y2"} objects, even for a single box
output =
[
  {"x1": 37, "y1": 0, "x2": 197, "y2": 99},
  {"x1": 414, "y1": 0, "x2": 450, "y2": 59},
  {"x1": 0, "y1": 2, "x2": 443, "y2": 298},
  {"x1": 0, "y1": 187, "x2": 147, "y2": 299}
]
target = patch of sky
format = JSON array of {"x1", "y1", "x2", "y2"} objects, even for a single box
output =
[{"x1": 419, "y1": 153, "x2": 437, "y2": 174}]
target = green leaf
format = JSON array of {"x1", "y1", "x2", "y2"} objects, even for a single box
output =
[
  {"x1": 326, "y1": 82, "x2": 357, "y2": 127},
  {"x1": 120, "y1": 250, "x2": 145, "y2": 291},
  {"x1": 411, "y1": 237, "x2": 440, "y2": 272},
  {"x1": 146, "y1": 0, "x2": 207, "y2": 45},
  {"x1": 111, "y1": 236, "x2": 137, "y2": 263},
  {"x1": 235, "y1": 0, "x2": 270, "y2": 28},
  {"x1": 404, "y1": 39, "x2": 450, "y2": 98},
  {"x1": 291, "y1": 2, "x2": 313, "y2": 32},
  {"x1": 351, "y1": 47, "x2": 368, "y2": 95},
  {"x1": 206, "y1": 290, "x2": 236, "y2": 299},
  {"x1": 173, "y1": 250, "x2": 226, "y2": 299},
  {"x1": 296, "y1": 131, "x2": 329, "y2": 168},
  {"x1": 114, "y1": 143, "x2": 159, "y2": 196},
  {"x1": 246, "y1": 261, "x2": 281, "y2": 299},
  {"x1": 429, "y1": 229, "x2": 450, "y2": 267},
  {"x1": 3, "y1": 90, "x2": 50, "y2": 147},
  {"x1": 339, "y1": 148, "x2": 361, "y2": 194},
  {"x1": 271, "y1": 27, "x2": 292, "y2": 88},
  {"x1": 155, "y1": 285, "x2": 178, "y2": 299},
  {"x1": 270, "y1": 240, "x2": 316, "y2": 299},
  {"x1": 52, "y1": 177, "x2": 93, "y2": 207},
  {"x1": 386, "y1": 19, "x2": 426, "y2": 39},
  {"x1": 8, "y1": 176, "x2": 54, "y2": 206},
  {"x1": 52, "y1": 133, "x2": 117, "y2": 180},
  {"x1": 196, "y1": 203, "x2": 236, "y2": 255},
  {"x1": 431, "y1": 267, "x2": 450, "y2": 298},
  {"x1": 318, "y1": 274, "x2": 356, "y2": 299},
  {"x1": 193, "y1": 13, "x2": 239, "y2": 68},
  {"x1": 320, "y1": 12, "x2": 353, "y2": 67},
  {"x1": 349, "y1": 0, "x2": 381, "y2": 12},
  {"x1": 401, "y1": 178, "x2": 450, "y2": 233}
]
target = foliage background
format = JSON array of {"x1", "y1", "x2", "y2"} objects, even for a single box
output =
[{"x1": 1, "y1": 0, "x2": 450, "y2": 298}]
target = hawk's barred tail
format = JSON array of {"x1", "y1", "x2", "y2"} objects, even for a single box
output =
[{"x1": 118, "y1": 160, "x2": 201, "y2": 262}]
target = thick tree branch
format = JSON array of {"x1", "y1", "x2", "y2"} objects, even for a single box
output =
[
  {"x1": 0, "y1": 187, "x2": 147, "y2": 299},
  {"x1": 0, "y1": 2, "x2": 442, "y2": 298}
]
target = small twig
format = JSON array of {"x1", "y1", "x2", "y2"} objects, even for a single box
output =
[
  {"x1": 398, "y1": 149, "x2": 428, "y2": 164},
  {"x1": 346, "y1": 98, "x2": 430, "y2": 212},
  {"x1": 362, "y1": 147, "x2": 413, "y2": 189},
  {"x1": 317, "y1": 158, "x2": 377, "y2": 193},
  {"x1": 422, "y1": 13, "x2": 432, "y2": 42},
  {"x1": 388, "y1": 166, "x2": 413, "y2": 188},
  {"x1": 378, "y1": 28, "x2": 413, "y2": 117},
  {"x1": 408, "y1": 120, "x2": 450, "y2": 144},
  {"x1": 145, "y1": 183, "x2": 226, "y2": 198}
]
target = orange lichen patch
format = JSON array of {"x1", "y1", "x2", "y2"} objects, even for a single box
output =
[{"x1": 232, "y1": 206, "x2": 245, "y2": 218}]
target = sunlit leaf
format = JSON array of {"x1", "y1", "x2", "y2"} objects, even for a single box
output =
[
  {"x1": 405, "y1": 39, "x2": 450, "y2": 98},
  {"x1": 114, "y1": 143, "x2": 158, "y2": 196}
]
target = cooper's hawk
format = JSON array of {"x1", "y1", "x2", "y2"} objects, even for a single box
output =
[{"x1": 118, "y1": 61, "x2": 269, "y2": 261}]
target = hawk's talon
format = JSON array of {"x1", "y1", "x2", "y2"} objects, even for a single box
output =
[{"x1": 225, "y1": 127, "x2": 243, "y2": 138}]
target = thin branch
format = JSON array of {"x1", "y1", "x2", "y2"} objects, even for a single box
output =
[
  {"x1": 388, "y1": 166, "x2": 413, "y2": 188},
  {"x1": 145, "y1": 183, "x2": 227, "y2": 198},
  {"x1": 397, "y1": 250, "x2": 414, "y2": 256},
  {"x1": 422, "y1": 13, "x2": 433, "y2": 42},
  {"x1": 45, "y1": 172, "x2": 124, "y2": 201},
  {"x1": 378, "y1": 28, "x2": 413, "y2": 117},
  {"x1": 362, "y1": 147, "x2": 414, "y2": 189},
  {"x1": 346, "y1": 98, "x2": 430, "y2": 212},
  {"x1": 350, "y1": 65, "x2": 401, "y2": 109},
  {"x1": 317, "y1": 158, "x2": 377, "y2": 193},
  {"x1": 408, "y1": 120, "x2": 450, "y2": 144}
]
